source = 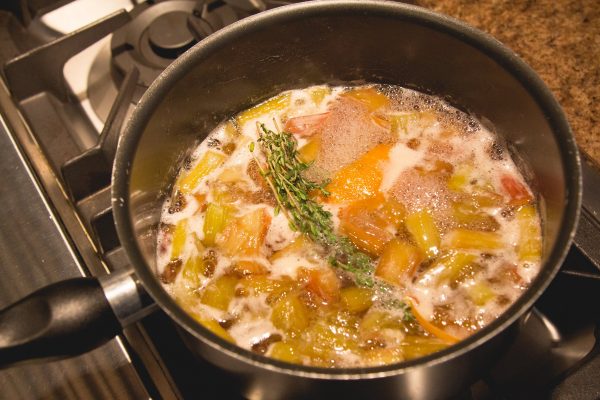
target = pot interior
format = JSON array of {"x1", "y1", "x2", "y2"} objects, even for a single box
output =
[{"x1": 116, "y1": 0, "x2": 580, "y2": 376}]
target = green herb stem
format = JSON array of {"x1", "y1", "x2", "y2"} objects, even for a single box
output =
[
  {"x1": 255, "y1": 123, "x2": 373, "y2": 286},
  {"x1": 253, "y1": 123, "x2": 412, "y2": 320}
]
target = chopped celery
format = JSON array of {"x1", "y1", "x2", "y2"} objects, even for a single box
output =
[
  {"x1": 405, "y1": 209, "x2": 441, "y2": 258},
  {"x1": 390, "y1": 113, "x2": 418, "y2": 135},
  {"x1": 171, "y1": 219, "x2": 188, "y2": 260},
  {"x1": 447, "y1": 165, "x2": 503, "y2": 208},
  {"x1": 309, "y1": 86, "x2": 331, "y2": 105},
  {"x1": 182, "y1": 255, "x2": 204, "y2": 287},
  {"x1": 470, "y1": 187, "x2": 503, "y2": 208},
  {"x1": 340, "y1": 286, "x2": 373, "y2": 313},
  {"x1": 443, "y1": 229, "x2": 503, "y2": 251},
  {"x1": 182, "y1": 235, "x2": 206, "y2": 285},
  {"x1": 388, "y1": 112, "x2": 437, "y2": 135},
  {"x1": 271, "y1": 293, "x2": 309, "y2": 333},
  {"x1": 210, "y1": 184, "x2": 236, "y2": 204},
  {"x1": 431, "y1": 252, "x2": 477, "y2": 285},
  {"x1": 176, "y1": 150, "x2": 226, "y2": 194},
  {"x1": 447, "y1": 165, "x2": 472, "y2": 192},
  {"x1": 200, "y1": 275, "x2": 238, "y2": 311},
  {"x1": 216, "y1": 167, "x2": 245, "y2": 183},
  {"x1": 306, "y1": 315, "x2": 358, "y2": 356},
  {"x1": 217, "y1": 208, "x2": 271, "y2": 256},
  {"x1": 468, "y1": 282, "x2": 496, "y2": 306},
  {"x1": 452, "y1": 202, "x2": 500, "y2": 232},
  {"x1": 203, "y1": 203, "x2": 234, "y2": 246},
  {"x1": 239, "y1": 275, "x2": 295, "y2": 299},
  {"x1": 517, "y1": 205, "x2": 542, "y2": 262},
  {"x1": 236, "y1": 92, "x2": 291, "y2": 127},
  {"x1": 401, "y1": 335, "x2": 447, "y2": 360},
  {"x1": 360, "y1": 310, "x2": 402, "y2": 333},
  {"x1": 269, "y1": 341, "x2": 302, "y2": 363}
]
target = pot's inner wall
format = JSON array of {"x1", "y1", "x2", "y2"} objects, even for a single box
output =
[{"x1": 128, "y1": 8, "x2": 567, "y2": 291}]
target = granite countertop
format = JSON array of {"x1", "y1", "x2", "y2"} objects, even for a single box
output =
[{"x1": 416, "y1": 0, "x2": 600, "y2": 163}]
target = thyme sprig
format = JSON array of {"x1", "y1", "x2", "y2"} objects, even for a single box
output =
[{"x1": 253, "y1": 123, "x2": 374, "y2": 286}]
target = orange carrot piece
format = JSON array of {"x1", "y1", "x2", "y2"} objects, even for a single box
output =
[
  {"x1": 409, "y1": 300, "x2": 460, "y2": 345},
  {"x1": 501, "y1": 174, "x2": 533, "y2": 206},
  {"x1": 326, "y1": 144, "x2": 391, "y2": 203}
]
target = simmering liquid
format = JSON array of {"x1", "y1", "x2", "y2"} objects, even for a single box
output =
[{"x1": 156, "y1": 85, "x2": 542, "y2": 367}]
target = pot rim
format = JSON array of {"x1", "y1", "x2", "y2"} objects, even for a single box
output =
[{"x1": 112, "y1": 0, "x2": 582, "y2": 380}]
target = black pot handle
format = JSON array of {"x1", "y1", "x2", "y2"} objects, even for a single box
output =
[{"x1": 0, "y1": 271, "x2": 155, "y2": 369}]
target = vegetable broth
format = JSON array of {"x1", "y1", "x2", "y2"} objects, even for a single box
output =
[{"x1": 156, "y1": 84, "x2": 542, "y2": 367}]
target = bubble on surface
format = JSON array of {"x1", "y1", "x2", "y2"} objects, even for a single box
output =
[{"x1": 305, "y1": 97, "x2": 396, "y2": 181}]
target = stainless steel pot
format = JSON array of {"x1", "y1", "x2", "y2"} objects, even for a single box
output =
[{"x1": 0, "y1": 2, "x2": 581, "y2": 399}]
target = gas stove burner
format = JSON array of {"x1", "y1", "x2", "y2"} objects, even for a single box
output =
[
  {"x1": 146, "y1": 9, "x2": 197, "y2": 59},
  {"x1": 111, "y1": 0, "x2": 239, "y2": 89},
  {"x1": 88, "y1": 0, "x2": 244, "y2": 123}
]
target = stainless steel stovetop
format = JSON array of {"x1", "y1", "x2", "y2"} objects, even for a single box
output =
[{"x1": 0, "y1": 1, "x2": 598, "y2": 399}]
